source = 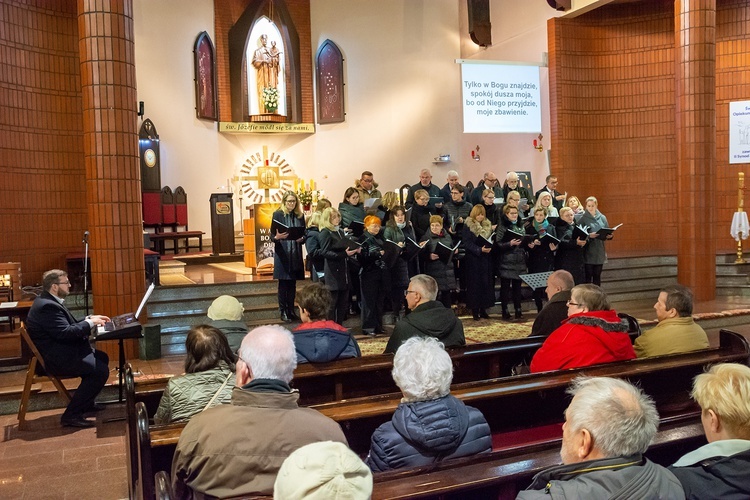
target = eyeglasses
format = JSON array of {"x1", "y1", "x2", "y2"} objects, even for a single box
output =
[
  {"x1": 404, "y1": 290, "x2": 418, "y2": 296},
  {"x1": 566, "y1": 300, "x2": 581, "y2": 307},
  {"x1": 56, "y1": 281, "x2": 71, "y2": 286}
]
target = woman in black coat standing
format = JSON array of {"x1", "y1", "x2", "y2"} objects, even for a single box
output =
[
  {"x1": 358, "y1": 215, "x2": 390, "y2": 335},
  {"x1": 383, "y1": 206, "x2": 412, "y2": 316},
  {"x1": 318, "y1": 207, "x2": 361, "y2": 324},
  {"x1": 526, "y1": 207, "x2": 558, "y2": 312},
  {"x1": 479, "y1": 188, "x2": 500, "y2": 228},
  {"x1": 462, "y1": 205, "x2": 495, "y2": 320},
  {"x1": 554, "y1": 207, "x2": 587, "y2": 285},
  {"x1": 420, "y1": 215, "x2": 457, "y2": 309},
  {"x1": 495, "y1": 204, "x2": 527, "y2": 320},
  {"x1": 272, "y1": 190, "x2": 306, "y2": 323}
]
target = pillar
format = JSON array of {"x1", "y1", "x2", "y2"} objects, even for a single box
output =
[
  {"x1": 78, "y1": 0, "x2": 144, "y2": 359},
  {"x1": 675, "y1": 0, "x2": 716, "y2": 301}
]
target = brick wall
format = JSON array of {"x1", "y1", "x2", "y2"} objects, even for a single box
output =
[
  {"x1": 214, "y1": 0, "x2": 313, "y2": 123},
  {"x1": 549, "y1": 0, "x2": 750, "y2": 258},
  {"x1": 0, "y1": 0, "x2": 86, "y2": 284}
]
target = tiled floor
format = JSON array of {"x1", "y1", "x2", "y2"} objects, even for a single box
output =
[{"x1": 0, "y1": 261, "x2": 748, "y2": 499}]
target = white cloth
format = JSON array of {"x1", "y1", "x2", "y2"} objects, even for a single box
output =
[{"x1": 730, "y1": 211, "x2": 749, "y2": 241}]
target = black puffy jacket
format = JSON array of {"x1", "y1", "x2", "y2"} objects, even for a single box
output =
[{"x1": 365, "y1": 394, "x2": 492, "y2": 472}]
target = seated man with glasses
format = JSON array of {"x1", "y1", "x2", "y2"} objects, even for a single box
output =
[
  {"x1": 383, "y1": 274, "x2": 465, "y2": 354},
  {"x1": 25, "y1": 269, "x2": 111, "y2": 428},
  {"x1": 529, "y1": 284, "x2": 635, "y2": 373}
]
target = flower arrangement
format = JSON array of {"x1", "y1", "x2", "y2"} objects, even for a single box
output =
[
  {"x1": 297, "y1": 187, "x2": 314, "y2": 207},
  {"x1": 262, "y1": 86, "x2": 279, "y2": 113}
]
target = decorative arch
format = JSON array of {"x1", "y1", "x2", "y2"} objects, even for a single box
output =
[
  {"x1": 194, "y1": 31, "x2": 218, "y2": 121},
  {"x1": 316, "y1": 39, "x2": 345, "y2": 124},
  {"x1": 229, "y1": 0, "x2": 302, "y2": 123}
]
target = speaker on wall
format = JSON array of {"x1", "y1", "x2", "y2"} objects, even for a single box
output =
[
  {"x1": 547, "y1": 0, "x2": 571, "y2": 11},
  {"x1": 467, "y1": 0, "x2": 491, "y2": 47}
]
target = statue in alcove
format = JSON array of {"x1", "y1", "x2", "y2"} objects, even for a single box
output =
[{"x1": 252, "y1": 34, "x2": 284, "y2": 114}]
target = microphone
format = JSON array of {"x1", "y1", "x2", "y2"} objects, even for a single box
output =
[{"x1": 83, "y1": 231, "x2": 89, "y2": 244}]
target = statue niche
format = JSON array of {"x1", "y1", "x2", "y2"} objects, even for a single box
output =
[{"x1": 229, "y1": 0, "x2": 302, "y2": 124}]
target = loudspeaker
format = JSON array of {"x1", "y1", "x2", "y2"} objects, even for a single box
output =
[
  {"x1": 467, "y1": 0, "x2": 491, "y2": 47},
  {"x1": 546, "y1": 0, "x2": 571, "y2": 11}
]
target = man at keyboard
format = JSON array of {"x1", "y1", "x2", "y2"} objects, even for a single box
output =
[{"x1": 26, "y1": 269, "x2": 111, "y2": 428}]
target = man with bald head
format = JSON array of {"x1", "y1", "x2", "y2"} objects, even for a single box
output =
[
  {"x1": 470, "y1": 171, "x2": 502, "y2": 205},
  {"x1": 406, "y1": 168, "x2": 442, "y2": 210},
  {"x1": 529, "y1": 270, "x2": 574, "y2": 339},
  {"x1": 172, "y1": 325, "x2": 347, "y2": 498},
  {"x1": 518, "y1": 376, "x2": 684, "y2": 498}
]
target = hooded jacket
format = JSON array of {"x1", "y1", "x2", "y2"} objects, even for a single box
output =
[
  {"x1": 517, "y1": 454, "x2": 684, "y2": 499},
  {"x1": 365, "y1": 394, "x2": 492, "y2": 472},
  {"x1": 292, "y1": 320, "x2": 361, "y2": 363},
  {"x1": 669, "y1": 439, "x2": 750, "y2": 500},
  {"x1": 530, "y1": 309, "x2": 635, "y2": 373},
  {"x1": 384, "y1": 301, "x2": 465, "y2": 354}
]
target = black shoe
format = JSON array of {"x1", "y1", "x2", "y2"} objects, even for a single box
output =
[
  {"x1": 280, "y1": 310, "x2": 292, "y2": 323},
  {"x1": 473, "y1": 311, "x2": 480, "y2": 321},
  {"x1": 502, "y1": 310, "x2": 511, "y2": 320},
  {"x1": 515, "y1": 310, "x2": 523, "y2": 319},
  {"x1": 61, "y1": 416, "x2": 95, "y2": 428},
  {"x1": 86, "y1": 403, "x2": 106, "y2": 412},
  {"x1": 479, "y1": 310, "x2": 490, "y2": 319},
  {"x1": 288, "y1": 310, "x2": 301, "y2": 321}
]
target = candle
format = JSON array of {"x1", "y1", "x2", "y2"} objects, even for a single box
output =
[
  {"x1": 294, "y1": 178, "x2": 298, "y2": 192},
  {"x1": 310, "y1": 179, "x2": 315, "y2": 190}
]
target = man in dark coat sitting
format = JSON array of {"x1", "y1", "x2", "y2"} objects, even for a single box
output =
[
  {"x1": 529, "y1": 270, "x2": 574, "y2": 338},
  {"x1": 25, "y1": 269, "x2": 111, "y2": 428},
  {"x1": 383, "y1": 274, "x2": 465, "y2": 354}
]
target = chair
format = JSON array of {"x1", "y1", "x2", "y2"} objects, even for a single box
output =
[
  {"x1": 17, "y1": 324, "x2": 74, "y2": 430},
  {"x1": 161, "y1": 186, "x2": 177, "y2": 232},
  {"x1": 125, "y1": 364, "x2": 140, "y2": 500},
  {"x1": 173, "y1": 186, "x2": 188, "y2": 231},
  {"x1": 142, "y1": 191, "x2": 163, "y2": 229}
]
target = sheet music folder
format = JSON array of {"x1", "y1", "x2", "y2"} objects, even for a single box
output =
[{"x1": 96, "y1": 282, "x2": 154, "y2": 340}]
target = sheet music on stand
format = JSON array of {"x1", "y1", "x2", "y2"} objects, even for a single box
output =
[{"x1": 519, "y1": 271, "x2": 554, "y2": 290}]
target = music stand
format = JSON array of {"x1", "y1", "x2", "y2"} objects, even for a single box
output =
[{"x1": 519, "y1": 271, "x2": 554, "y2": 290}]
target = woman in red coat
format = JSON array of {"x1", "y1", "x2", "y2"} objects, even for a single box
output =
[{"x1": 530, "y1": 284, "x2": 635, "y2": 373}]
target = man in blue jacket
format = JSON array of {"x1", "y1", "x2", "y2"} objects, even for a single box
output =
[{"x1": 25, "y1": 269, "x2": 110, "y2": 428}]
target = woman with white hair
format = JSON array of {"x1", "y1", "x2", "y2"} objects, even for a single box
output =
[{"x1": 365, "y1": 337, "x2": 492, "y2": 472}]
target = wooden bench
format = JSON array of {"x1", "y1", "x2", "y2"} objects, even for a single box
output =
[
  {"x1": 130, "y1": 329, "x2": 748, "y2": 499},
  {"x1": 130, "y1": 332, "x2": 629, "y2": 415},
  {"x1": 370, "y1": 411, "x2": 706, "y2": 500},
  {"x1": 148, "y1": 231, "x2": 204, "y2": 255}
]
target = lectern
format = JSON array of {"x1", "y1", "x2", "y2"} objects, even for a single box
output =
[{"x1": 209, "y1": 193, "x2": 235, "y2": 255}]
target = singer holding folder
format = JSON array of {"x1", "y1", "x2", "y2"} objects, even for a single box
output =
[
  {"x1": 25, "y1": 269, "x2": 111, "y2": 428},
  {"x1": 271, "y1": 191, "x2": 306, "y2": 323}
]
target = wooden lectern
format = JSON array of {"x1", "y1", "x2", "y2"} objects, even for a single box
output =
[{"x1": 209, "y1": 193, "x2": 235, "y2": 255}]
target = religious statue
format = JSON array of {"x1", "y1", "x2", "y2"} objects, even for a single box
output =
[{"x1": 252, "y1": 34, "x2": 282, "y2": 113}]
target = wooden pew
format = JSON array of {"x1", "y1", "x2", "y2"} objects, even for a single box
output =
[
  {"x1": 130, "y1": 328, "x2": 748, "y2": 499},
  {"x1": 370, "y1": 412, "x2": 706, "y2": 500},
  {"x1": 130, "y1": 333, "x2": 604, "y2": 415}
]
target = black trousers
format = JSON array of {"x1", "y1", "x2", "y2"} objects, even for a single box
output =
[
  {"x1": 360, "y1": 268, "x2": 390, "y2": 331},
  {"x1": 277, "y1": 279, "x2": 297, "y2": 313},
  {"x1": 500, "y1": 278, "x2": 522, "y2": 312},
  {"x1": 329, "y1": 289, "x2": 350, "y2": 325},
  {"x1": 584, "y1": 264, "x2": 603, "y2": 286},
  {"x1": 53, "y1": 349, "x2": 110, "y2": 420}
]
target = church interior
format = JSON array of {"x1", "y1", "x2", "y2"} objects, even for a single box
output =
[{"x1": 1, "y1": 0, "x2": 749, "y2": 498}]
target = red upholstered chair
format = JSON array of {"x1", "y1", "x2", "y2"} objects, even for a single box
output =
[
  {"x1": 174, "y1": 186, "x2": 188, "y2": 231},
  {"x1": 161, "y1": 186, "x2": 176, "y2": 232},
  {"x1": 142, "y1": 192, "x2": 163, "y2": 229}
]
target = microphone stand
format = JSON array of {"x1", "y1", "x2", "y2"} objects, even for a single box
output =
[{"x1": 83, "y1": 231, "x2": 90, "y2": 316}]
